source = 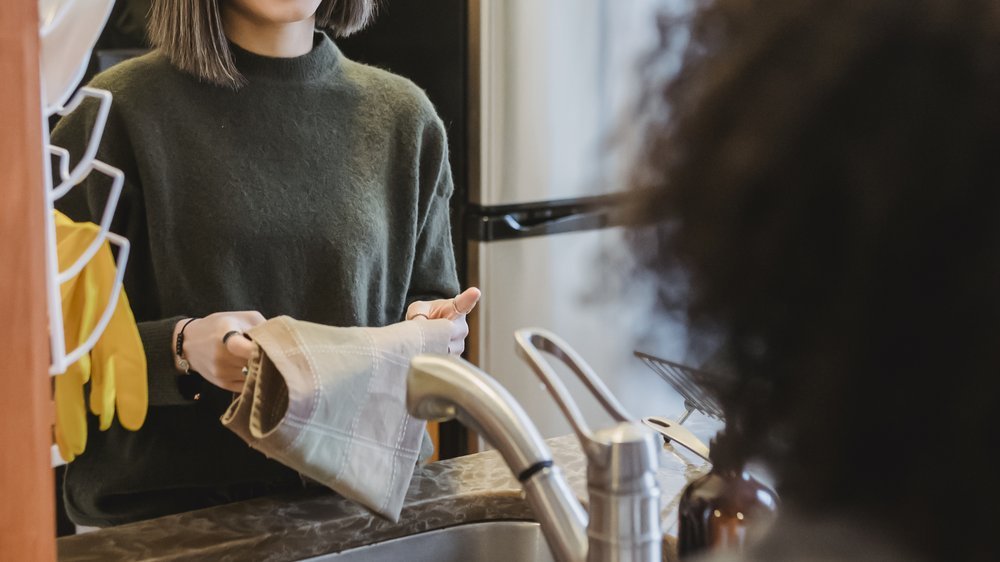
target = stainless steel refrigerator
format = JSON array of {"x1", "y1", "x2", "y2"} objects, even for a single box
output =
[{"x1": 466, "y1": 0, "x2": 690, "y2": 441}]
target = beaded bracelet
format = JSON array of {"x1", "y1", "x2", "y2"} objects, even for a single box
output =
[
  {"x1": 175, "y1": 318, "x2": 199, "y2": 375},
  {"x1": 175, "y1": 318, "x2": 204, "y2": 401}
]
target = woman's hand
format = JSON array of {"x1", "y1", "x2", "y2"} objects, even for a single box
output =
[
  {"x1": 173, "y1": 311, "x2": 266, "y2": 392},
  {"x1": 406, "y1": 287, "x2": 482, "y2": 356}
]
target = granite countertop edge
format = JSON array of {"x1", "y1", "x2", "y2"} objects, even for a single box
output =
[{"x1": 57, "y1": 435, "x2": 706, "y2": 562}]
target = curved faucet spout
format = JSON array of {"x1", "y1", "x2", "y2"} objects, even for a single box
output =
[{"x1": 407, "y1": 354, "x2": 588, "y2": 562}]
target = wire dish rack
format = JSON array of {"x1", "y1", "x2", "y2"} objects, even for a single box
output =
[{"x1": 634, "y1": 351, "x2": 724, "y2": 423}]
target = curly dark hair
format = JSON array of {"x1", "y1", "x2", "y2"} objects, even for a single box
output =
[{"x1": 628, "y1": 0, "x2": 1000, "y2": 558}]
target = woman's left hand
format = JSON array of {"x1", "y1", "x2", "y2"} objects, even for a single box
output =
[{"x1": 406, "y1": 287, "x2": 482, "y2": 356}]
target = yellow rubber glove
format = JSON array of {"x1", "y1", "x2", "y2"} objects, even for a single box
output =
[
  {"x1": 53, "y1": 211, "x2": 99, "y2": 461},
  {"x1": 86, "y1": 237, "x2": 147, "y2": 431},
  {"x1": 54, "y1": 210, "x2": 99, "y2": 389},
  {"x1": 79, "y1": 246, "x2": 116, "y2": 430},
  {"x1": 54, "y1": 363, "x2": 88, "y2": 462},
  {"x1": 52, "y1": 211, "x2": 148, "y2": 460}
]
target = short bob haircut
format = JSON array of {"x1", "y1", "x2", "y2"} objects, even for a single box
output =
[{"x1": 148, "y1": 0, "x2": 376, "y2": 89}]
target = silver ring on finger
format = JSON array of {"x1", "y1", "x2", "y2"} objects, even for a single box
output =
[{"x1": 241, "y1": 366, "x2": 249, "y2": 377}]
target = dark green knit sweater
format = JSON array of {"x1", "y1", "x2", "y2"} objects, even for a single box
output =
[{"x1": 53, "y1": 32, "x2": 460, "y2": 526}]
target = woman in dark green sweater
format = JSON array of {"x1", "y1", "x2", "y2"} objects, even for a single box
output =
[{"x1": 54, "y1": 0, "x2": 478, "y2": 526}]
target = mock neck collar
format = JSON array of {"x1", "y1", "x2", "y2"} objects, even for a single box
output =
[{"x1": 229, "y1": 31, "x2": 339, "y2": 83}]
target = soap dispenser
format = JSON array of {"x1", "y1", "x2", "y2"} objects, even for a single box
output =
[{"x1": 677, "y1": 431, "x2": 779, "y2": 558}]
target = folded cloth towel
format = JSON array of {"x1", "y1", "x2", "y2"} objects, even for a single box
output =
[{"x1": 221, "y1": 315, "x2": 451, "y2": 521}]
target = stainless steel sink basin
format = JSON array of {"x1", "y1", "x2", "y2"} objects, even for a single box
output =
[{"x1": 303, "y1": 521, "x2": 555, "y2": 562}]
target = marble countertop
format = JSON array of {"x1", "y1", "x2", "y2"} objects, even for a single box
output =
[{"x1": 58, "y1": 435, "x2": 708, "y2": 562}]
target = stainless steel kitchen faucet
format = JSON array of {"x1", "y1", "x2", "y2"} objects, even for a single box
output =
[{"x1": 407, "y1": 328, "x2": 662, "y2": 562}]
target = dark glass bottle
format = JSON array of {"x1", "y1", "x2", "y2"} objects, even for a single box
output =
[{"x1": 677, "y1": 432, "x2": 779, "y2": 558}]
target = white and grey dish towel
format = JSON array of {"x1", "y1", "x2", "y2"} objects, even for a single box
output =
[{"x1": 221, "y1": 315, "x2": 451, "y2": 521}]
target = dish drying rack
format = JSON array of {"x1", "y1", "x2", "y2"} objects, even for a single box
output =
[
  {"x1": 43, "y1": 87, "x2": 130, "y2": 376},
  {"x1": 633, "y1": 351, "x2": 724, "y2": 423}
]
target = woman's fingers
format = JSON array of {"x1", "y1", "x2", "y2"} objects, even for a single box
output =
[
  {"x1": 216, "y1": 356, "x2": 249, "y2": 392},
  {"x1": 407, "y1": 287, "x2": 483, "y2": 321},
  {"x1": 406, "y1": 290, "x2": 481, "y2": 355},
  {"x1": 406, "y1": 300, "x2": 432, "y2": 321},
  {"x1": 224, "y1": 332, "x2": 256, "y2": 360},
  {"x1": 220, "y1": 328, "x2": 255, "y2": 392},
  {"x1": 451, "y1": 287, "x2": 481, "y2": 318}
]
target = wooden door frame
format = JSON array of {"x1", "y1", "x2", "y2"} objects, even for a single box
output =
[{"x1": 0, "y1": 1, "x2": 57, "y2": 560}]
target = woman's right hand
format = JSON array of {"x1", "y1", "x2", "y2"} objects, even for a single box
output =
[
  {"x1": 405, "y1": 287, "x2": 481, "y2": 356},
  {"x1": 173, "y1": 311, "x2": 266, "y2": 392}
]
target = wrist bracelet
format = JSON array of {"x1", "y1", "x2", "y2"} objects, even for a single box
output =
[{"x1": 175, "y1": 318, "x2": 199, "y2": 375}]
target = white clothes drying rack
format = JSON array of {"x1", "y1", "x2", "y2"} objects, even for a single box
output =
[
  {"x1": 43, "y1": 85, "x2": 130, "y2": 376},
  {"x1": 40, "y1": 0, "x2": 126, "y2": 469}
]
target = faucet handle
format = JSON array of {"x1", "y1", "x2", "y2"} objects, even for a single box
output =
[
  {"x1": 516, "y1": 328, "x2": 663, "y2": 562},
  {"x1": 514, "y1": 328, "x2": 634, "y2": 456}
]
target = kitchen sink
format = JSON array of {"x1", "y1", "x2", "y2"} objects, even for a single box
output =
[{"x1": 302, "y1": 521, "x2": 555, "y2": 562}]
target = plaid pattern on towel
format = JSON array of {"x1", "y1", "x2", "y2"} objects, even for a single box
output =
[{"x1": 221, "y1": 315, "x2": 451, "y2": 521}]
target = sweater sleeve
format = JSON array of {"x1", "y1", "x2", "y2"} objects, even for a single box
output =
[
  {"x1": 404, "y1": 114, "x2": 462, "y2": 314},
  {"x1": 52, "y1": 85, "x2": 193, "y2": 407}
]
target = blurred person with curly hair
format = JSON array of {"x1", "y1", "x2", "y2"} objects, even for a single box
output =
[{"x1": 628, "y1": 0, "x2": 1000, "y2": 559}]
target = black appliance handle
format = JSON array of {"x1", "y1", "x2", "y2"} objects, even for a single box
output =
[
  {"x1": 504, "y1": 207, "x2": 607, "y2": 233},
  {"x1": 467, "y1": 195, "x2": 623, "y2": 242}
]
